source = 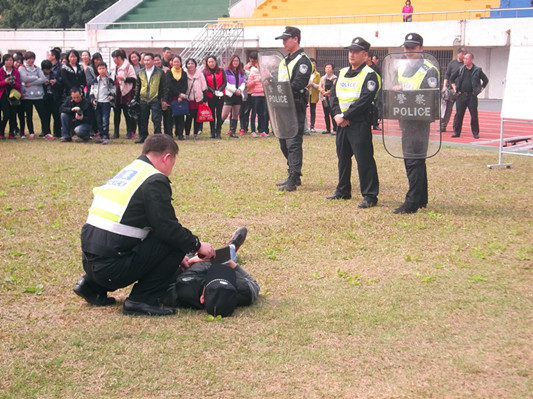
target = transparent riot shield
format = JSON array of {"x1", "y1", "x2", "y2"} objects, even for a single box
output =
[
  {"x1": 381, "y1": 52, "x2": 441, "y2": 159},
  {"x1": 258, "y1": 51, "x2": 298, "y2": 139}
]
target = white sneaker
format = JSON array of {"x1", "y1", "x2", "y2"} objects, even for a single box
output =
[
  {"x1": 45, "y1": 134, "x2": 55, "y2": 140},
  {"x1": 251, "y1": 132, "x2": 258, "y2": 138},
  {"x1": 29, "y1": 133, "x2": 35, "y2": 139}
]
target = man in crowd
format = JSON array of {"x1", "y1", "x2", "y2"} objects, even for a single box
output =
[
  {"x1": 327, "y1": 37, "x2": 380, "y2": 209},
  {"x1": 161, "y1": 47, "x2": 173, "y2": 69},
  {"x1": 161, "y1": 227, "x2": 260, "y2": 317},
  {"x1": 59, "y1": 87, "x2": 94, "y2": 142},
  {"x1": 450, "y1": 52, "x2": 489, "y2": 139},
  {"x1": 274, "y1": 26, "x2": 313, "y2": 192},
  {"x1": 74, "y1": 134, "x2": 216, "y2": 316},
  {"x1": 441, "y1": 46, "x2": 467, "y2": 132},
  {"x1": 392, "y1": 33, "x2": 439, "y2": 214},
  {"x1": 135, "y1": 53, "x2": 165, "y2": 144}
]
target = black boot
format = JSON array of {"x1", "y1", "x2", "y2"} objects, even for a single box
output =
[
  {"x1": 276, "y1": 171, "x2": 301, "y2": 187},
  {"x1": 229, "y1": 119, "x2": 238, "y2": 138},
  {"x1": 279, "y1": 173, "x2": 299, "y2": 192}
]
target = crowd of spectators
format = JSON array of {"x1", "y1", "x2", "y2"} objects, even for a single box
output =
[{"x1": 0, "y1": 46, "x2": 382, "y2": 143}]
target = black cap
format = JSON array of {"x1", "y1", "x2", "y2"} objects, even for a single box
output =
[
  {"x1": 275, "y1": 26, "x2": 301, "y2": 40},
  {"x1": 345, "y1": 37, "x2": 371, "y2": 52},
  {"x1": 204, "y1": 264, "x2": 238, "y2": 317},
  {"x1": 403, "y1": 33, "x2": 424, "y2": 48}
]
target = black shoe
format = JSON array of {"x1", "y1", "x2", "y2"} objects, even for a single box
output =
[
  {"x1": 134, "y1": 138, "x2": 145, "y2": 144},
  {"x1": 229, "y1": 132, "x2": 238, "y2": 138},
  {"x1": 113, "y1": 133, "x2": 119, "y2": 139},
  {"x1": 279, "y1": 181, "x2": 297, "y2": 192},
  {"x1": 322, "y1": 130, "x2": 331, "y2": 134},
  {"x1": 60, "y1": 137, "x2": 72, "y2": 142},
  {"x1": 373, "y1": 126, "x2": 381, "y2": 131},
  {"x1": 326, "y1": 193, "x2": 351, "y2": 200},
  {"x1": 451, "y1": 134, "x2": 460, "y2": 138},
  {"x1": 392, "y1": 203, "x2": 418, "y2": 214},
  {"x1": 123, "y1": 298, "x2": 175, "y2": 316},
  {"x1": 473, "y1": 134, "x2": 479, "y2": 139},
  {"x1": 358, "y1": 198, "x2": 378, "y2": 209},
  {"x1": 276, "y1": 176, "x2": 301, "y2": 187},
  {"x1": 73, "y1": 276, "x2": 116, "y2": 306},
  {"x1": 228, "y1": 226, "x2": 247, "y2": 251}
]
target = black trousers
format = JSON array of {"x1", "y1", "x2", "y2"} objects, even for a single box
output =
[
  {"x1": 239, "y1": 96, "x2": 252, "y2": 132},
  {"x1": 322, "y1": 103, "x2": 337, "y2": 133},
  {"x1": 43, "y1": 96, "x2": 61, "y2": 136},
  {"x1": 114, "y1": 103, "x2": 137, "y2": 137},
  {"x1": 22, "y1": 99, "x2": 46, "y2": 135},
  {"x1": 453, "y1": 92, "x2": 479, "y2": 136},
  {"x1": 139, "y1": 101, "x2": 162, "y2": 139},
  {"x1": 400, "y1": 120, "x2": 430, "y2": 207},
  {"x1": 185, "y1": 108, "x2": 202, "y2": 136},
  {"x1": 207, "y1": 96, "x2": 224, "y2": 135},
  {"x1": 279, "y1": 99, "x2": 306, "y2": 176},
  {"x1": 309, "y1": 102, "x2": 317, "y2": 129},
  {"x1": 82, "y1": 235, "x2": 184, "y2": 305},
  {"x1": 0, "y1": 92, "x2": 16, "y2": 136},
  {"x1": 334, "y1": 119, "x2": 379, "y2": 199}
]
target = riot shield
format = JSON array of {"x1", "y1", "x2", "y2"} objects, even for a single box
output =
[
  {"x1": 258, "y1": 51, "x2": 298, "y2": 139},
  {"x1": 381, "y1": 52, "x2": 441, "y2": 159}
]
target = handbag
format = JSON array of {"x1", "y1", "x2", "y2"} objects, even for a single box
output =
[
  {"x1": 196, "y1": 103, "x2": 214, "y2": 122},
  {"x1": 171, "y1": 99, "x2": 189, "y2": 116}
]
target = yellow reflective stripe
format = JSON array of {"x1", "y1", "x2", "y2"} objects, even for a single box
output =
[
  {"x1": 89, "y1": 196, "x2": 126, "y2": 217},
  {"x1": 86, "y1": 214, "x2": 150, "y2": 239},
  {"x1": 278, "y1": 53, "x2": 307, "y2": 82},
  {"x1": 398, "y1": 60, "x2": 436, "y2": 90},
  {"x1": 89, "y1": 207, "x2": 120, "y2": 223},
  {"x1": 336, "y1": 66, "x2": 376, "y2": 112}
]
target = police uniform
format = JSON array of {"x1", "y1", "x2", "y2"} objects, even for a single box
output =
[
  {"x1": 329, "y1": 37, "x2": 380, "y2": 206},
  {"x1": 78, "y1": 154, "x2": 201, "y2": 311},
  {"x1": 275, "y1": 26, "x2": 313, "y2": 191},
  {"x1": 393, "y1": 33, "x2": 439, "y2": 213}
]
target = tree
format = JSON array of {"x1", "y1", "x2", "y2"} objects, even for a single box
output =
[{"x1": 0, "y1": 0, "x2": 116, "y2": 29}]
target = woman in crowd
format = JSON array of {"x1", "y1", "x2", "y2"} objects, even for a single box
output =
[
  {"x1": 307, "y1": 57, "x2": 321, "y2": 133},
  {"x1": 204, "y1": 55, "x2": 227, "y2": 139},
  {"x1": 184, "y1": 57, "x2": 207, "y2": 140},
  {"x1": 319, "y1": 62, "x2": 337, "y2": 134},
  {"x1": 12, "y1": 55, "x2": 26, "y2": 137},
  {"x1": 80, "y1": 51, "x2": 91, "y2": 71},
  {"x1": 0, "y1": 53, "x2": 21, "y2": 139},
  {"x1": 85, "y1": 52, "x2": 102, "y2": 88},
  {"x1": 128, "y1": 51, "x2": 142, "y2": 74},
  {"x1": 111, "y1": 49, "x2": 137, "y2": 139},
  {"x1": 246, "y1": 51, "x2": 267, "y2": 137},
  {"x1": 61, "y1": 49, "x2": 86, "y2": 97},
  {"x1": 154, "y1": 54, "x2": 173, "y2": 136},
  {"x1": 221, "y1": 54, "x2": 246, "y2": 138},
  {"x1": 18, "y1": 51, "x2": 46, "y2": 139},
  {"x1": 402, "y1": 0, "x2": 413, "y2": 22},
  {"x1": 165, "y1": 55, "x2": 188, "y2": 140}
]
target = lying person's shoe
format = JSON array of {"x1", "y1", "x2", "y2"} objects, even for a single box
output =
[
  {"x1": 228, "y1": 227, "x2": 247, "y2": 251},
  {"x1": 122, "y1": 298, "x2": 175, "y2": 316},
  {"x1": 73, "y1": 276, "x2": 116, "y2": 306}
]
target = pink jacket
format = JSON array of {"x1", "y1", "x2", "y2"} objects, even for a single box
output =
[
  {"x1": 246, "y1": 67, "x2": 264, "y2": 96},
  {"x1": 186, "y1": 68, "x2": 208, "y2": 103},
  {"x1": 111, "y1": 59, "x2": 136, "y2": 96}
]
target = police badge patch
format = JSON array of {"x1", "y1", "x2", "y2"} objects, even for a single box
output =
[
  {"x1": 299, "y1": 64, "x2": 308, "y2": 74},
  {"x1": 427, "y1": 77, "x2": 438, "y2": 88},
  {"x1": 367, "y1": 80, "x2": 376, "y2": 91}
]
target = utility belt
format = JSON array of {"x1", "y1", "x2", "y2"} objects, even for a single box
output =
[{"x1": 293, "y1": 88, "x2": 309, "y2": 103}]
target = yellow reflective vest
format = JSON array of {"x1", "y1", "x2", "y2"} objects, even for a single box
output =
[
  {"x1": 336, "y1": 65, "x2": 379, "y2": 112},
  {"x1": 278, "y1": 53, "x2": 312, "y2": 82},
  {"x1": 86, "y1": 159, "x2": 163, "y2": 239},
  {"x1": 398, "y1": 59, "x2": 438, "y2": 90}
]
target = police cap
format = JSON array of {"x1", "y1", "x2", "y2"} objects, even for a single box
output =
[
  {"x1": 345, "y1": 37, "x2": 371, "y2": 52},
  {"x1": 403, "y1": 33, "x2": 424, "y2": 48},
  {"x1": 275, "y1": 26, "x2": 301, "y2": 41}
]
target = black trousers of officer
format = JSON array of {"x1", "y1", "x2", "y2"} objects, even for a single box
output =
[
  {"x1": 335, "y1": 119, "x2": 379, "y2": 199},
  {"x1": 279, "y1": 97, "x2": 306, "y2": 176},
  {"x1": 82, "y1": 234, "x2": 184, "y2": 305},
  {"x1": 453, "y1": 92, "x2": 479, "y2": 136},
  {"x1": 400, "y1": 120, "x2": 430, "y2": 207}
]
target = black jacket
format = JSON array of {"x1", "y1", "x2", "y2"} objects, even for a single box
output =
[
  {"x1": 81, "y1": 155, "x2": 200, "y2": 258},
  {"x1": 61, "y1": 63, "x2": 87, "y2": 96},
  {"x1": 450, "y1": 64, "x2": 489, "y2": 96},
  {"x1": 165, "y1": 69, "x2": 188, "y2": 102},
  {"x1": 59, "y1": 96, "x2": 94, "y2": 126}
]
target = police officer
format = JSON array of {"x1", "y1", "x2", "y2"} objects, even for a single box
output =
[
  {"x1": 73, "y1": 134, "x2": 215, "y2": 316},
  {"x1": 392, "y1": 33, "x2": 439, "y2": 214},
  {"x1": 274, "y1": 26, "x2": 313, "y2": 192},
  {"x1": 327, "y1": 37, "x2": 380, "y2": 209}
]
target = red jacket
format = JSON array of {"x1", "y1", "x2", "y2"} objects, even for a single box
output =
[
  {"x1": 204, "y1": 68, "x2": 227, "y2": 99},
  {"x1": 0, "y1": 66, "x2": 21, "y2": 99}
]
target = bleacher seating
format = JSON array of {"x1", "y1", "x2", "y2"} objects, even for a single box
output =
[
  {"x1": 491, "y1": 0, "x2": 533, "y2": 18},
  {"x1": 220, "y1": 0, "x2": 497, "y2": 25},
  {"x1": 114, "y1": 0, "x2": 229, "y2": 25}
]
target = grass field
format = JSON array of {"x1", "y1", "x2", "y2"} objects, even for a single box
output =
[{"x1": 0, "y1": 130, "x2": 531, "y2": 398}]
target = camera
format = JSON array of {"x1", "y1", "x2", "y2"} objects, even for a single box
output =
[
  {"x1": 6, "y1": 75, "x2": 15, "y2": 85},
  {"x1": 76, "y1": 109, "x2": 83, "y2": 118}
]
